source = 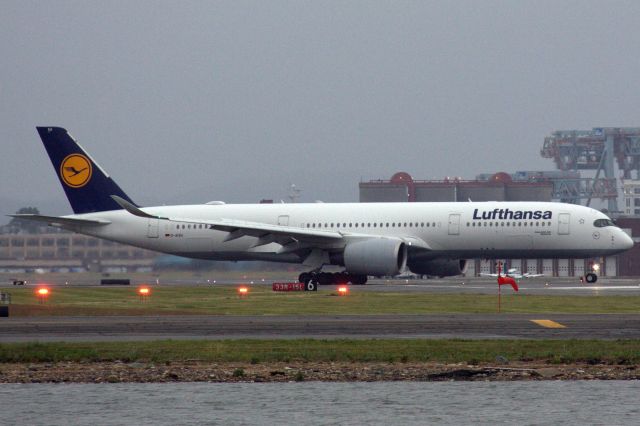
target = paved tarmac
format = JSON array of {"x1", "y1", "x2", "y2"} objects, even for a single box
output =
[{"x1": 1, "y1": 313, "x2": 639, "y2": 342}]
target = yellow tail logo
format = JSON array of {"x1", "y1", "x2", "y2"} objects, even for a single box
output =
[{"x1": 60, "y1": 154, "x2": 92, "y2": 188}]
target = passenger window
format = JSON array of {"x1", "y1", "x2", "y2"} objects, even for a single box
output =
[{"x1": 337, "y1": 223, "x2": 340, "y2": 228}]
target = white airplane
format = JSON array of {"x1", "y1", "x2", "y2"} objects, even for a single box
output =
[
  {"x1": 12, "y1": 127, "x2": 634, "y2": 290},
  {"x1": 480, "y1": 268, "x2": 544, "y2": 279}
]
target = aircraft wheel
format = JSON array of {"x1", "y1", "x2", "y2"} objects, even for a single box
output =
[
  {"x1": 298, "y1": 272, "x2": 312, "y2": 284},
  {"x1": 317, "y1": 273, "x2": 334, "y2": 285},
  {"x1": 351, "y1": 274, "x2": 367, "y2": 285},
  {"x1": 305, "y1": 280, "x2": 318, "y2": 292},
  {"x1": 585, "y1": 272, "x2": 598, "y2": 284},
  {"x1": 333, "y1": 272, "x2": 349, "y2": 284}
]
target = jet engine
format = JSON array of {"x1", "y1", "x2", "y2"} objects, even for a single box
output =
[
  {"x1": 343, "y1": 238, "x2": 407, "y2": 276},
  {"x1": 407, "y1": 258, "x2": 468, "y2": 277}
]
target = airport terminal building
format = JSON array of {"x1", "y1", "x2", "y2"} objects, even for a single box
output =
[{"x1": 0, "y1": 228, "x2": 157, "y2": 274}]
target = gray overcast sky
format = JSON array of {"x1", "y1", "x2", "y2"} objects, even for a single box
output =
[{"x1": 2, "y1": 1, "x2": 640, "y2": 217}]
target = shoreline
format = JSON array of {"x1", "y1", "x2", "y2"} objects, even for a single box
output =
[{"x1": 1, "y1": 361, "x2": 638, "y2": 383}]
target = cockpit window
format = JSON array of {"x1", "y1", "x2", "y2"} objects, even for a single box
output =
[{"x1": 594, "y1": 219, "x2": 616, "y2": 228}]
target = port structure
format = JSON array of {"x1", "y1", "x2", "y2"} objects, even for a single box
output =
[{"x1": 541, "y1": 127, "x2": 640, "y2": 212}]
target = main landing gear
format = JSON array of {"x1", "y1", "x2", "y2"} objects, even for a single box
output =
[
  {"x1": 298, "y1": 272, "x2": 368, "y2": 291},
  {"x1": 584, "y1": 272, "x2": 598, "y2": 284}
]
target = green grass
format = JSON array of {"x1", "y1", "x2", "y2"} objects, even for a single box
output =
[
  {"x1": 3, "y1": 285, "x2": 640, "y2": 316},
  {"x1": 0, "y1": 339, "x2": 638, "y2": 365}
]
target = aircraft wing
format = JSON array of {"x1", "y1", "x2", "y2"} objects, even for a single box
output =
[
  {"x1": 7, "y1": 214, "x2": 111, "y2": 227},
  {"x1": 111, "y1": 195, "x2": 432, "y2": 252},
  {"x1": 112, "y1": 195, "x2": 344, "y2": 249}
]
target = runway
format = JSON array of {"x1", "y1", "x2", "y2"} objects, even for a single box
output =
[{"x1": 1, "y1": 313, "x2": 639, "y2": 342}]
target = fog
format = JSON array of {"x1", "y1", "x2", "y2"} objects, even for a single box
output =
[{"x1": 2, "y1": 1, "x2": 640, "y2": 217}]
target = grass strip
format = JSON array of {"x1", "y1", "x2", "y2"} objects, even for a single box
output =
[
  {"x1": 1, "y1": 339, "x2": 639, "y2": 365},
  {"x1": 5, "y1": 286, "x2": 640, "y2": 315}
]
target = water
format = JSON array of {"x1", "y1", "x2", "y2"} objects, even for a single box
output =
[{"x1": 1, "y1": 381, "x2": 638, "y2": 425}]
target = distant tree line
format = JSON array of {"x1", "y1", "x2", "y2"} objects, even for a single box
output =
[{"x1": 5, "y1": 207, "x2": 42, "y2": 234}]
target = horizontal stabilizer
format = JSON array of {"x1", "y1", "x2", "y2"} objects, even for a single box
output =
[
  {"x1": 111, "y1": 195, "x2": 167, "y2": 220},
  {"x1": 8, "y1": 214, "x2": 111, "y2": 227}
]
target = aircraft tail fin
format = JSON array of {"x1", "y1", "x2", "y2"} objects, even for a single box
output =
[{"x1": 36, "y1": 127, "x2": 136, "y2": 214}]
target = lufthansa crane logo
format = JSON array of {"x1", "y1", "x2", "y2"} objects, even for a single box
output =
[{"x1": 60, "y1": 154, "x2": 92, "y2": 188}]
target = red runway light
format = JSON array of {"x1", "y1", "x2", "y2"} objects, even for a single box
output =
[
  {"x1": 238, "y1": 286, "x2": 249, "y2": 297},
  {"x1": 337, "y1": 286, "x2": 349, "y2": 296},
  {"x1": 36, "y1": 287, "x2": 50, "y2": 304},
  {"x1": 138, "y1": 287, "x2": 151, "y2": 296}
]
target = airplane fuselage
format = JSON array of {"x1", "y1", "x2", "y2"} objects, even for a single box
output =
[{"x1": 67, "y1": 201, "x2": 632, "y2": 263}]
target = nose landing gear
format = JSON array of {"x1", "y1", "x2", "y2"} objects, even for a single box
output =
[{"x1": 584, "y1": 272, "x2": 598, "y2": 283}]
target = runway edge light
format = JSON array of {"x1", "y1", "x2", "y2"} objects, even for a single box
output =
[
  {"x1": 36, "y1": 287, "x2": 50, "y2": 304},
  {"x1": 138, "y1": 286, "x2": 151, "y2": 302},
  {"x1": 238, "y1": 286, "x2": 249, "y2": 298}
]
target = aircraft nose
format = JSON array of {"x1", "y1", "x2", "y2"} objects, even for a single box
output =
[{"x1": 620, "y1": 231, "x2": 634, "y2": 250}]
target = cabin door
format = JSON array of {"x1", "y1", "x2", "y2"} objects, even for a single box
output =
[
  {"x1": 448, "y1": 213, "x2": 460, "y2": 235},
  {"x1": 147, "y1": 218, "x2": 159, "y2": 238},
  {"x1": 558, "y1": 213, "x2": 570, "y2": 235},
  {"x1": 278, "y1": 215, "x2": 289, "y2": 226}
]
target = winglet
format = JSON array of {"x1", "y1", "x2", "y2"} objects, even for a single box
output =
[{"x1": 111, "y1": 195, "x2": 166, "y2": 219}]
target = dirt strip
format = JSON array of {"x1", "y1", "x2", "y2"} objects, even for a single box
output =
[{"x1": 1, "y1": 361, "x2": 638, "y2": 383}]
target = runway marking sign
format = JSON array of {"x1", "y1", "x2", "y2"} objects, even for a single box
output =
[{"x1": 531, "y1": 319, "x2": 566, "y2": 329}]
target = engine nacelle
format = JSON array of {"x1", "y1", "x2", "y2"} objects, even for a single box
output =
[
  {"x1": 343, "y1": 238, "x2": 407, "y2": 276},
  {"x1": 407, "y1": 258, "x2": 468, "y2": 277}
]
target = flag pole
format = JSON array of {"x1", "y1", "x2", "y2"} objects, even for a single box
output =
[
  {"x1": 497, "y1": 261, "x2": 502, "y2": 313},
  {"x1": 498, "y1": 277, "x2": 501, "y2": 313}
]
